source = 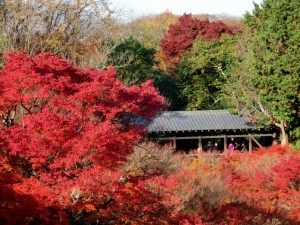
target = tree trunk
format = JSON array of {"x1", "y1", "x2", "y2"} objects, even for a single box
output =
[{"x1": 277, "y1": 121, "x2": 289, "y2": 145}]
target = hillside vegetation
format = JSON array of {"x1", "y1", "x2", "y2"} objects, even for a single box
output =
[{"x1": 0, "y1": 0, "x2": 299, "y2": 224}]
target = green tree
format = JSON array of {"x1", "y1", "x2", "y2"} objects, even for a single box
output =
[
  {"x1": 106, "y1": 37, "x2": 158, "y2": 85},
  {"x1": 177, "y1": 34, "x2": 237, "y2": 110},
  {"x1": 105, "y1": 37, "x2": 181, "y2": 109},
  {"x1": 226, "y1": 0, "x2": 300, "y2": 145}
]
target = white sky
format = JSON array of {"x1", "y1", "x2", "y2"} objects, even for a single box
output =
[{"x1": 111, "y1": 0, "x2": 264, "y2": 17}]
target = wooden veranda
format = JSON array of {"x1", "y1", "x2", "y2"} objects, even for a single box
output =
[
  {"x1": 153, "y1": 133, "x2": 276, "y2": 153},
  {"x1": 147, "y1": 110, "x2": 277, "y2": 152}
]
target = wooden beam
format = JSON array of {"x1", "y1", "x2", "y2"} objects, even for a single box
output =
[
  {"x1": 153, "y1": 133, "x2": 274, "y2": 141},
  {"x1": 202, "y1": 135, "x2": 226, "y2": 139},
  {"x1": 251, "y1": 135, "x2": 262, "y2": 148},
  {"x1": 228, "y1": 134, "x2": 274, "y2": 138}
]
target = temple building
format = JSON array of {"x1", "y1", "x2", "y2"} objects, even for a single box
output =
[{"x1": 147, "y1": 110, "x2": 276, "y2": 152}]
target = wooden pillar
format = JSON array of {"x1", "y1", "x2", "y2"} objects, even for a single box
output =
[
  {"x1": 198, "y1": 136, "x2": 203, "y2": 152},
  {"x1": 248, "y1": 134, "x2": 253, "y2": 153},
  {"x1": 173, "y1": 137, "x2": 177, "y2": 150},
  {"x1": 224, "y1": 135, "x2": 228, "y2": 153}
]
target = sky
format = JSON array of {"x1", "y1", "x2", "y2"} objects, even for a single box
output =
[{"x1": 111, "y1": 0, "x2": 264, "y2": 17}]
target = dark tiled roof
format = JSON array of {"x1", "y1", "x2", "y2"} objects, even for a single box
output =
[{"x1": 147, "y1": 110, "x2": 254, "y2": 133}]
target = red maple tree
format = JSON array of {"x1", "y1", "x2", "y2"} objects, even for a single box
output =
[
  {"x1": 0, "y1": 51, "x2": 168, "y2": 224},
  {"x1": 158, "y1": 14, "x2": 238, "y2": 75}
]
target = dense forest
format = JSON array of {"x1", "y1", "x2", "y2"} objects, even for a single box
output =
[{"x1": 0, "y1": 0, "x2": 299, "y2": 224}]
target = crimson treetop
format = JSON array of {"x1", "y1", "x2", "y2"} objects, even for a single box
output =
[{"x1": 159, "y1": 14, "x2": 238, "y2": 75}]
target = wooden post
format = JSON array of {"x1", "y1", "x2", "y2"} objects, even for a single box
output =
[
  {"x1": 224, "y1": 134, "x2": 228, "y2": 153},
  {"x1": 248, "y1": 134, "x2": 253, "y2": 153},
  {"x1": 173, "y1": 137, "x2": 177, "y2": 150},
  {"x1": 198, "y1": 136, "x2": 203, "y2": 153}
]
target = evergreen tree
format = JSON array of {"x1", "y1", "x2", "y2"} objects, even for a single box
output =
[
  {"x1": 106, "y1": 37, "x2": 157, "y2": 85},
  {"x1": 227, "y1": 0, "x2": 300, "y2": 145},
  {"x1": 106, "y1": 37, "x2": 181, "y2": 109}
]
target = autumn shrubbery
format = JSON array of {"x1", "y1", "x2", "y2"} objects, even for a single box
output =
[
  {"x1": 120, "y1": 142, "x2": 300, "y2": 224},
  {"x1": 185, "y1": 144, "x2": 300, "y2": 224},
  {"x1": 121, "y1": 142, "x2": 204, "y2": 224},
  {"x1": 2, "y1": 134, "x2": 299, "y2": 225},
  {"x1": 123, "y1": 142, "x2": 187, "y2": 177},
  {"x1": 122, "y1": 142, "x2": 300, "y2": 224}
]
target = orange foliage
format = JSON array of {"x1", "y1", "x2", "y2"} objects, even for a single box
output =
[
  {"x1": 84, "y1": 204, "x2": 96, "y2": 213},
  {"x1": 183, "y1": 144, "x2": 300, "y2": 224}
]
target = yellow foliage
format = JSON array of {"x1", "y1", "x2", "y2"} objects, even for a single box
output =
[
  {"x1": 188, "y1": 158, "x2": 205, "y2": 170},
  {"x1": 130, "y1": 11, "x2": 178, "y2": 50}
]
